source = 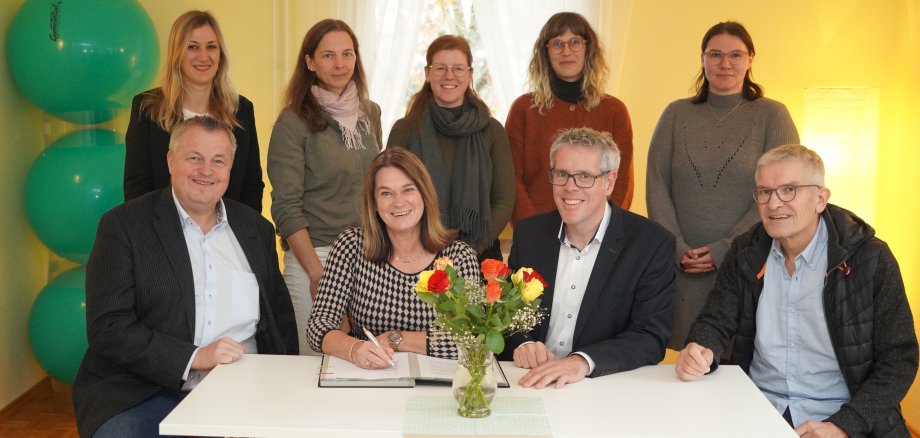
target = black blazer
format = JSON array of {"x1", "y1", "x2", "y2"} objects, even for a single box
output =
[
  {"x1": 124, "y1": 89, "x2": 265, "y2": 211},
  {"x1": 503, "y1": 204, "x2": 676, "y2": 377},
  {"x1": 72, "y1": 189, "x2": 298, "y2": 437}
]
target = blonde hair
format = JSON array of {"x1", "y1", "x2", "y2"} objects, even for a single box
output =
[
  {"x1": 141, "y1": 11, "x2": 239, "y2": 132},
  {"x1": 527, "y1": 12, "x2": 608, "y2": 113},
  {"x1": 360, "y1": 149, "x2": 456, "y2": 263}
]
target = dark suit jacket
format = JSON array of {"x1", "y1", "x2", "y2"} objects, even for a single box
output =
[
  {"x1": 72, "y1": 189, "x2": 298, "y2": 437},
  {"x1": 503, "y1": 204, "x2": 676, "y2": 377},
  {"x1": 124, "y1": 89, "x2": 265, "y2": 212}
]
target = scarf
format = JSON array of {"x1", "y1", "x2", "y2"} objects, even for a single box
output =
[
  {"x1": 406, "y1": 100, "x2": 492, "y2": 248},
  {"x1": 550, "y1": 75, "x2": 584, "y2": 104},
  {"x1": 311, "y1": 81, "x2": 370, "y2": 150}
]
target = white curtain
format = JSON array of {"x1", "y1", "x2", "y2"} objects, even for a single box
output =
[
  {"x1": 474, "y1": 0, "x2": 632, "y2": 122},
  {"x1": 336, "y1": 0, "x2": 633, "y2": 137},
  {"x1": 337, "y1": 0, "x2": 426, "y2": 145}
]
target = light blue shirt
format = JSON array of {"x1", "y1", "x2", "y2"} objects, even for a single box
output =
[
  {"x1": 750, "y1": 217, "x2": 850, "y2": 426},
  {"x1": 173, "y1": 191, "x2": 259, "y2": 389}
]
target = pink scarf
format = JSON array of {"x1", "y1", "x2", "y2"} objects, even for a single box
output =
[{"x1": 311, "y1": 81, "x2": 370, "y2": 150}]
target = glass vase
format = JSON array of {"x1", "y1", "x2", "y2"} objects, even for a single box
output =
[{"x1": 452, "y1": 343, "x2": 497, "y2": 418}]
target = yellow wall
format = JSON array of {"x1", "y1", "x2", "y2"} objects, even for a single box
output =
[
  {"x1": 0, "y1": 0, "x2": 52, "y2": 409},
  {"x1": 2, "y1": 0, "x2": 917, "y2": 428}
]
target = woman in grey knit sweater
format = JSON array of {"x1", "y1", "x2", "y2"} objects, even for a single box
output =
[{"x1": 646, "y1": 21, "x2": 799, "y2": 350}]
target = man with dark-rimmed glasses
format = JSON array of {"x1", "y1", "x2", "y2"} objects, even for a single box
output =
[
  {"x1": 677, "y1": 144, "x2": 917, "y2": 437},
  {"x1": 502, "y1": 127, "x2": 676, "y2": 389}
]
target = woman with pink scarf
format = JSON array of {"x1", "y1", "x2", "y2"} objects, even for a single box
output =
[{"x1": 268, "y1": 19, "x2": 381, "y2": 355}]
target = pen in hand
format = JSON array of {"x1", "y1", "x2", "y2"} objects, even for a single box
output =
[{"x1": 361, "y1": 326, "x2": 395, "y2": 368}]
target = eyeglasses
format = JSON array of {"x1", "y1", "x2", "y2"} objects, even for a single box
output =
[
  {"x1": 548, "y1": 169, "x2": 608, "y2": 188},
  {"x1": 753, "y1": 184, "x2": 821, "y2": 204},
  {"x1": 546, "y1": 37, "x2": 587, "y2": 54},
  {"x1": 427, "y1": 64, "x2": 471, "y2": 78},
  {"x1": 703, "y1": 50, "x2": 750, "y2": 66}
]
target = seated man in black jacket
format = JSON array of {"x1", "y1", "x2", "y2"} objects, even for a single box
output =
[
  {"x1": 73, "y1": 116, "x2": 298, "y2": 437},
  {"x1": 677, "y1": 144, "x2": 917, "y2": 437}
]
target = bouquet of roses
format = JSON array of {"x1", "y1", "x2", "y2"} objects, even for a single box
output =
[{"x1": 415, "y1": 257, "x2": 546, "y2": 355}]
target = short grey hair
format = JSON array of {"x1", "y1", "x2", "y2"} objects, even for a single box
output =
[
  {"x1": 756, "y1": 144, "x2": 825, "y2": 186},
  {"x1": 168, "y1": 115, "x2": 237, "y2": 155},
  {"x1": 549, "y1": 127, "x2": 620, "y2": 172}
]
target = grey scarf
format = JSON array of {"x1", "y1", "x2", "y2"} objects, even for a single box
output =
[{"x1": 406, "y1": 100, "x2": 491, "y2": 248}]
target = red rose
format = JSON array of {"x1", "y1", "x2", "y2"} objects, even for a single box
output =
[
  {"x1": 523, "y1": 269, "x2": 547, "y2": 287},
  {"x1": 427, "y1": 270, "x2": 450, "y2": 293},
  {"x1": 485, "y1": 279, "x2": 501, "y2": 303}
]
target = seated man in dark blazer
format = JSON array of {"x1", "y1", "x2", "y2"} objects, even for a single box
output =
[
  {"x1": 504, "y1": 127, "x2": 676, "y2": 388},
  {"x1": 73, "y1": 116, "x2": 298, "y2": 437}
]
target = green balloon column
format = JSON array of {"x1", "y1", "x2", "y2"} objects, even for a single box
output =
[
  {"x1": 27, "y1": 267, "x2": 89, "y2": 384},
  {"x1": 25, "y1": 129, "x2": 126, "y2": 263},
  {"x1": 7, "y1": 0, "x2": 159, "y2": 124},
  {"x1": 7, "y1": 0, "x2": 159, "y2": 382}
]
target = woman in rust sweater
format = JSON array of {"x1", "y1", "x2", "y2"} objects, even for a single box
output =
[{"x1": 506, "y1": 12, "x2": 633, "y2": 223}]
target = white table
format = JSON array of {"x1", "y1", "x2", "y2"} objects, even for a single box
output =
[{"x1": 160, "y1": 354, "x2": 796, "y2": 437}]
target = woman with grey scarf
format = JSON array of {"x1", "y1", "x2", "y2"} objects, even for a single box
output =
[{"x1": 387, "y1": 35, "x2": 514, "y2": 261}]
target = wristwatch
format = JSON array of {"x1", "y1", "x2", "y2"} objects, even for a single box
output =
[{"x1": 388, "y1": 331, "x2": 403, "y2": 351}]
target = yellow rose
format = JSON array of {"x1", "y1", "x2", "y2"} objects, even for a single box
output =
[
  {"x1": 416, "y1": 270, "x2": 435, "y2": 292},
  {"x1": 520, "y1": 279, "x2": 545, "y2": 302},
  {"x1": 511, "y1": 267, "x2": 531, "y2": 286}
]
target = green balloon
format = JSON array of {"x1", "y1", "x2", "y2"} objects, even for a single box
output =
[
  {"x1": 6, "y1": 0, "x2": 159, "y2": 124},
  {"x1": 28, "y1": 267, "x2": 88, "y2": 384},
  {"x1": 24, "y1": 129, "x2": 125, "y2": 263}
]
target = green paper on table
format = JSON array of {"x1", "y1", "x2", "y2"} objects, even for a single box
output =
[{"x1": 403, "y1": 395, "x2": 552, "y2": 437}]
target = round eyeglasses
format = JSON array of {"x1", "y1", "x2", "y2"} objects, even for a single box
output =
[
  {"x1": 548, "y1": 169, "x2": 608, "y2": 188},
  {"x1": 427, "y1": 64, "x2": 471, "y2": 78},
  {"x1": 546, "y1": 37, "x2": 587, "y2": 54},
  {"x1": 753, "y1": 184, "x2": 821, "y2": 204},
  {"x1": 703, "y1": 50, "x2": 750, "y2": 66}
]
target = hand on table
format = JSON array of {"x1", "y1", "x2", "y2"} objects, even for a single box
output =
[
  {"x1": 192, "y1": 337, "x2": 245, "y2": 371},
  {"x1": 675, "y1": 342, "x2": 714, "y2": 381},
  {"x1": 513, "y1": 342, "x2": 556, "y2": 369},
  {"x1": 518, "y1": 355, "x2": 589, "y2": 389},
  {"x1": 795, "y1": 420, "x2": 848, "y2": 437}
]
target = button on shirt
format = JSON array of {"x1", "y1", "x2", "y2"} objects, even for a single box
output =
[
  {"x1": 750, "y1": 217, "x2": 850, "y2": 426},
  {"x1": 546, "y1": 203, "x2": 612, "y2": 374},
  {"x1": 173, "y1": 192, "x2": 260, "y2": 389}
]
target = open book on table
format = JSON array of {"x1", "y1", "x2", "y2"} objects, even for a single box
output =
[{"x1": 318, "y1": 352, "x2": 510, "y2": 388}]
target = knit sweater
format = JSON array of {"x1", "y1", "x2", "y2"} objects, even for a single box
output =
[
  {"x1": 646, "y1": 93, "x2": 798, "y2": 349},
  {"x1": 267, "y1": 105, "x2": 381, "y2": 249},
  {"x1": 387, "y1": 112, "x2": 515, "y2": 253},
  {"x1": 505, "y1": 93, "x2": 633, "y2": 223}
]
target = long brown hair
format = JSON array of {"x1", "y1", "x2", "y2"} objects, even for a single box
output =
[
  {"x1": 141, "y1": 10, "x2": 239, "y2": 132},
  {"x1": 283, "y1": 19, "x2": 372, "y2": 133},
  {"x1": 360, "y1": 148, "x2": 456, "y2": 263},
  {"x1": 692, "y1": 21, "x2": 763, "y2": 103},
  {"x1": 527, "y1": 12, "x2": 608, "y2": 113},
  {"x1": 403, "y1": 35, "x2": 489, "y2": 130}
]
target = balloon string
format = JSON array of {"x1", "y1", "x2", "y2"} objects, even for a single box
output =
[{"x1": 49, "y1": 1, "x2": 62, "y2": 42}]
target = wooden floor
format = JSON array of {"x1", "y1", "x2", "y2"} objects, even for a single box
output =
[{"x1": 0, "y1": 378, "x2": 78, "y2": 438}]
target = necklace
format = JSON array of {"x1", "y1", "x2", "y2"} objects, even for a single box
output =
[
  {"x1": 392, "y1": 251, "x2": 424, "y2": 263},
  {"x1": 707, "y1": 98, "x2": 745, "y2": 127}
]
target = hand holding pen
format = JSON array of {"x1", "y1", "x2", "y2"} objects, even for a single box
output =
[{"x1": 359, "y1": 326, "x2": 395, "y2": 368}]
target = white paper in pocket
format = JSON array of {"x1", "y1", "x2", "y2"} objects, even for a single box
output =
[{"x1": 231, "y1": 271, "x2": 259, "y2": 321}]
